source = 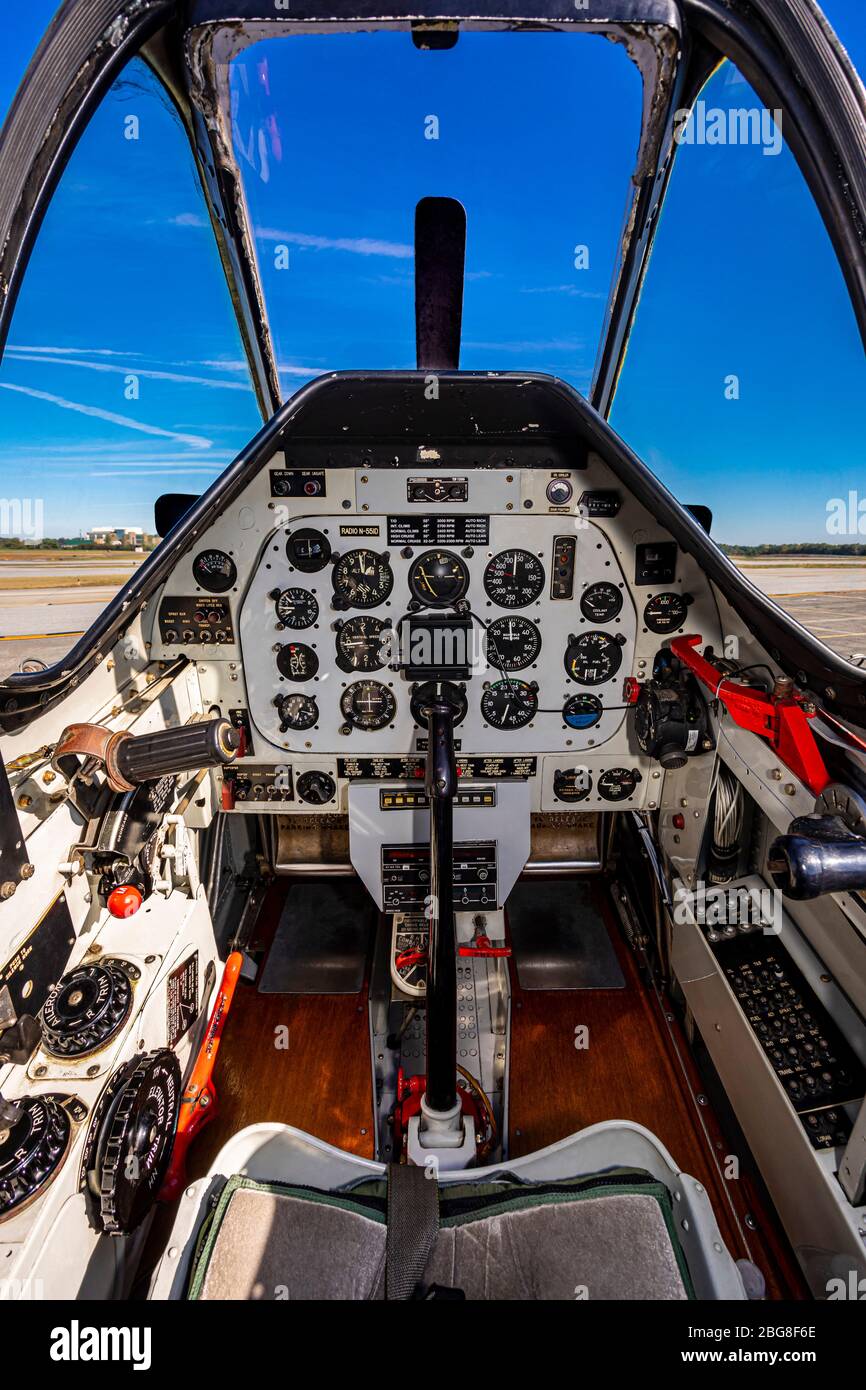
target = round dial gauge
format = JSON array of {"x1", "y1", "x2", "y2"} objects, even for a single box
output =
[
  {"x1": 296, "y1": 770, "x2": 336, "y2": 805},
  {"x1": 409, "y1": 680, "x2": 467, "y2": 728},
  {"x1": 486, "y1": 615, "x2": 541, "y2": 672},
  {"x1": 274, "y1": 692, "x2": 319, "y2": 732},
  {"x1": 276, "y1": 642, "x2": 319, "y2": 681},
  {"x1": 192, "y1": 549, "x2": 236, "y2": 594},
  {"x1": 408, "y1": 550, "x2": 469, "y2": 608},
  {"x1": 598, "y1": 767, "x2": 642, "y2": 802},
  {"x1": 480, "y1": 679, "x2": 538, "y2": 730},
  {"x1": 483, "y1": 550, "x2": 545, "y2": 608},
  {"x1": 336, "y1": 615, "x2": 390, "y2": 672},
  {"x1": 332, "y1": 549, "x2": 393, "y2": 609},
  {"x1": 562, "y1": 693, "x2": 604, "y2": 730},
  {"x1": 580, "y1": 582, "x2": 623, "y2": 624},
  {"x1": 643, "y1": 592, "x2": 689, "y2": 634},
  {"x1": 564, "y1": 631, "x2": 623, "y2": 685},
  {"x1": 273, "y1": 586, "x2": 318, "y2": 629},
  {"x1": 340, "y1": 680, "x2": 397, "y2": 731},
  {"x1": 287, "y1": 528, "x2": 331, "y2": 573},
  {"x1": 553, "y1": 767, "x2": 593, "y2": 803}
]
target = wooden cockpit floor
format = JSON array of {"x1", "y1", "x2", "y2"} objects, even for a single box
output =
[
  {"x1": 190, "y1": 985, "x2": 376, "y2": 1178},
  {"x1": 186, "y1": 880, "x2": 805, "y2": 1297},
  {"x1": 507, "y1": 893, "x2": 807, "y2": 1298}
]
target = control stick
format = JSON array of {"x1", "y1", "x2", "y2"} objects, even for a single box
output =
[{"x1": 422, "y1": 686, "x2": 462, "y2": 1119}]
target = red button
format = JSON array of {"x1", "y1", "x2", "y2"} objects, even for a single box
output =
[
  {"x1": 672, "y1": 813, "x2": 685, "y2": 830},
  {"x1": 107, "y1": 885, "x2": 143, "y2": 918}
]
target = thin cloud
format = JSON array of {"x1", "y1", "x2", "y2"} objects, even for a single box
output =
[
  {"x1": 0, "y1": 382, "x2": 212, "y2": 448},
  {"x1": 254, "y1": 226, "x2": 413, "y2": 259},
  {"x1": 520, "y1": 284, "x2": 606, "y2": 300},
  {"x1": 5, "y1": 350, "x2": 251, "y2": 392}
]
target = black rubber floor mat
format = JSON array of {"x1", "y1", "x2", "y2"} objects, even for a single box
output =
[
  {"x1": 258, "y1": 881, "x2": 375, "y2": 994},
  {"x1": 507, "y1": 881, "x2": 625, "y2": 990}
]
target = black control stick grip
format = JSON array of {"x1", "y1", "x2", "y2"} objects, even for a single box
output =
[
  {"x1": 768, "y1": 815, "x2": 866, "y2": 900},
  {"x1": 114, "y1": 718, "x2": 239, "y2": 786}
]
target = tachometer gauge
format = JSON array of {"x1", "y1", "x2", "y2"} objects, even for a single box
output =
[
  {"x1": 483, "y1": 550, "x2": 545, "y2": 608},
  {"x1": 580, "y1": 582, "x2": 623, "y2": 624},
  {"x1": 564, "y1": 631, "x2": 623, "y2": 685},
  {"x1": 286, "y1": 528, "x2": 331, "y2": 573},
  {"x1": 276, "y1": 642, "x2": 319, "y2": 681},
  {"x1": 597, "y1": 767, "x2": 642, "y2": 802},
  {"x1": 562, "y1": 693, "x2": 604, "y2": 730},
  {"x1": 192, "y1": 549, "x2": 236, "y2": 594},
  {"x1": 332, "y1": 549, "x2": 393, "y2": 609},
  {"x1": 480, "y1": 679, "x2": 538, "y2": 730},
  {"x1": 335, "y1": 615, "x2": 390, "y2": 672},
  {"x1": 273, "y1": 692, "x2": 319, "y2": 732},
  {"x1": 553, "y1": 767, "x2": 593, "y2": 802},
  {"x1": 272, "y1": 586, "x2": 318, "y2": 629},
  {"x1": 643, "y1": 591, "x2": 689, "y2": 634},
  {"x1": 486, "y1": 616, "x2": 541, "y2": 671},
  {"x1": 340, "y1": 680, "x2": 397, "y2": 731},
  {"x1": 408, "y1": 550, "x2": 469, "y2": 608}
]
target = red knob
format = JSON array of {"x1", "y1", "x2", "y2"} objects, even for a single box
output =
[{"x1": 107, "y1": 884, "x2": 143, "y2": 918}]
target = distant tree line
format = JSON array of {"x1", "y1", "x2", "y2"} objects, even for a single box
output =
[{"x1": 720, "y1": 543, "x2": 866, "y2": 556}]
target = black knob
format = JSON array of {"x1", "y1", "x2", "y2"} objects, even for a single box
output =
[{"x1": 296, "y1": 770, "x2": 336, "y2": 805}]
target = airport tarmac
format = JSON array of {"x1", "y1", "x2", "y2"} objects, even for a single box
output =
[{"x1": 0, "y1": 554, "x2": 864, "y2": 679}]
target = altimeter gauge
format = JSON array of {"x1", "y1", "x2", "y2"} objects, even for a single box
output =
[{"x1": 332, "y1": 549, "x2": 393, "y2": 609}]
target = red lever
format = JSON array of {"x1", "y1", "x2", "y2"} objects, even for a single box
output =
[
  {"x1": 670, "y1": 634, "x2": 830, "y2": 796},
  {"x1": 458, "y1": 934, "x2": 511, "y2": 958},
  {"x1": 158, "y1": 951, "x2": 243, "y2": 1202}
]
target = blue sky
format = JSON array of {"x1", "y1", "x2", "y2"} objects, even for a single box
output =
[{"x1": 0, "y1": 3, "x2": 864, "y2": 544}]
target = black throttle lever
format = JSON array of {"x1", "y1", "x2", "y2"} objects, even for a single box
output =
[
  {"x1": 768, "y1": 815, "x2": 866, "y2": 900},
  {"x1": 53, "y1": 717, "x2": 239, "y2": 792}
]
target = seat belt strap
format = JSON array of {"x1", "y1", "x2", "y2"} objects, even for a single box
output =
[{"x1": 385, "y1": 1162, "x2": 439, "y2": 1300}]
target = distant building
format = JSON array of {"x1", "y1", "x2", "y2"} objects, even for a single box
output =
[{"x1": 87, "y1": 526, "x2": 145, "y2": 548}]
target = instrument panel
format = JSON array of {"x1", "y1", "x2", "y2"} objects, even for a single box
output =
[
  {"x1": 149, "y1": 459, "x2": 723, "y2": 814},
  {"x1": 237, "y1": 513, "x2": 637, "y2": 756}
]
